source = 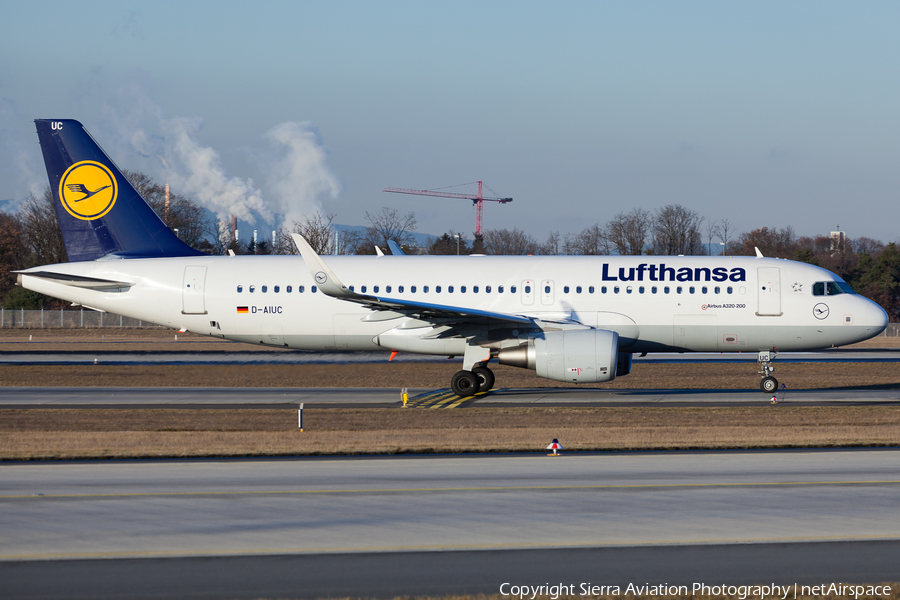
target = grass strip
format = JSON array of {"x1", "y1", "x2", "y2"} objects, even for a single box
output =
[{"x1": 3, "y1": 406, "x2": 899, "y2": 460}]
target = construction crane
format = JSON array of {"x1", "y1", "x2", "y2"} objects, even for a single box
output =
[{"x1": 382, "y1": 181, "x2": 512, "y2": 242}]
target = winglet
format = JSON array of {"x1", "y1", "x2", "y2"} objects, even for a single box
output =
[
  {"x1": 387, "y1": 240, "x2": 406, "y2": 256},
  {"x1": 755, "y1": 247, "x2": 764, "y2": 258},
  {"x1": 375, "y1": 246, "x2": 385, "y2": 256},
  {"x1": 291, "y1": 233, "x2": 357, "y2": 298}
]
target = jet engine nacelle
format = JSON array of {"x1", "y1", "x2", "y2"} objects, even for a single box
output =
[{"x1": 497, "y1": 329, "x2": 619, "y2": 383}]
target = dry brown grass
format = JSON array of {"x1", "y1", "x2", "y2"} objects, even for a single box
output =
[{"x1": 3, "y1": 406, "x2": 899, "y2": 460}]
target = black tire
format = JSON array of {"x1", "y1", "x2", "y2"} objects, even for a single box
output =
[
  {"x1": 760, "y1": 376, "x2": 778, "y2": 393},
  {"x1": 472, "y1": 366, "x2": 495, "y2": 393},
  {"x1": 451, "y1": 370, "x2": 479, "y2": 397}
]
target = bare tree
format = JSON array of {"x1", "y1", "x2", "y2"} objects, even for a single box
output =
[
  {"x1": 482, "y1": 228, "x2": 539, "y2": 255},
  {"x1": 20, "y1": 187, "x2": 67, "y2": 265},
  {"x1": 607, "y1": 208, "x2": 651, "y2": 255},
  {"x1": 564, "y1": 223, "x2": 609, "y2": 255},
  {"x1": 853, "y1": 236, "x2": 885, "y2": 257},
  {"x1": 651, "y1": 204, "x2": 704, "y2": 255},
  {"x1": 736, "y1": 226, "x2": 797, "y2": 258},
  {"x1": 539, "y1": 231, "x2": 561, "y2": 255},
  {"x1": 717, "y1": 218, "x2": 736, "y2": 254},
  {"x1": 350, "y1": 207, "x2": 417, "y2": 254},
  {"x1": 273, "y1": 211, "x2": 336, "y2": 255}
]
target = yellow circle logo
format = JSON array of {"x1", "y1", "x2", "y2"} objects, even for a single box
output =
[{"x1": 59, "y1": 161, "x2": 118, "y2": 220}]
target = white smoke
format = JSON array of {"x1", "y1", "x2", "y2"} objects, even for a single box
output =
[
  {"x1": 263, "y1": 121, "x2": 341, "y2": 225},
  {"x1": 100, "y1": 86, "x2": 340, "y2": 227},
  {"x1": 161, "y1": 116, "x2": 270, "y2": 224}
]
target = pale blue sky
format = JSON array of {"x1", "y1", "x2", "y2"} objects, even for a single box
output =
[{"x1": 2, "y1": 1, "x2": 899, "y2": 244}]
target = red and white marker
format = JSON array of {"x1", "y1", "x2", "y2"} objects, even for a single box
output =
[{"x1": 546, "y1": 438, "x2": 564, "y2": 456}]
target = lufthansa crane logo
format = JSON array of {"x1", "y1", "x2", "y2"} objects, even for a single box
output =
[
  {"x1": 315, "y1": 272, "x2": 328, "y2": 285},
  {"x1": 59, "y1": 161, "x2": 118, "y2": 220}
]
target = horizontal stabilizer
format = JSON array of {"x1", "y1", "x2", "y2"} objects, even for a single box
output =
[{"x1": 16, "y1": 270, "x2": 133, "y2": 290}]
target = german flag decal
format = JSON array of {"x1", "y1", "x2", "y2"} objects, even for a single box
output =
[{"x1": 237, "y1": 306, "x2": 249, "y2": 314}]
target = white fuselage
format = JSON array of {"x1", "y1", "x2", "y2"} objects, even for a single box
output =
[{"x1": 20, "y1": 254, "x2": 889, "y2": 356}]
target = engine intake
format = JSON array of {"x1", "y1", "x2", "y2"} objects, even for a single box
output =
[{"x1": 497, "y1": 329, "x2": 619, "y2": 383}]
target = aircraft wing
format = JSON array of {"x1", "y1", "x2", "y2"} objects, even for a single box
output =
[{"x1": 291, "y1": 233, "x2": 533, "y2": 326}]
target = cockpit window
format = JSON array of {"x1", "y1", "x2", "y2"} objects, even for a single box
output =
[{"x1": 812, "y1": 281, "x2": 856, "y2": 296}]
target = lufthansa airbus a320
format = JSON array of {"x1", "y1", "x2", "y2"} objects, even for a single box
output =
[{"x1": 17, "y1": 119, "x2": 889, "y2": 397}]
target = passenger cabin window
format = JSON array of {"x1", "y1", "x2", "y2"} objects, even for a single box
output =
[
  {"x1": 473, "y1": 286, "x2": 479, "y2": 293},
  {"x1": 524, "y1": 285, "x2": 531, "y2": 293},
  {"x1": 411, "y1": 286, "x2": 416, "y2": 293},
  {"x1": 287, "y1": 286, "x2": 292, "y2": 293},
  {"x1": 449, "y1": 286, "x2": 454, "y2": 293},
  {"x1": 398, "y1": 286, "x2": 404, "y2": 293},
  {"x1": 461, "y1": 286, "x2": 466, "y2": 293},
  {"x1": 436, "y1": 285, "x2": 442, "y2": 293},
  {"x1": 576, "y1": 286, "x2": 582, "y2": 294},
  {"x1": 374, "y1": 285, "x2": 379, "y2": 293},
  {"x1": 511, "y1": 286, "x2": 517, "y2": 293},
  {"x1": 299, "y1": 285, "x2": 305, "y2": 293},
  {"x1": 589, "y1": 286, "x2": 594, "y2": 294},
  {"x1": 361, "y1": 285, "x2": 367, "y2": 293},
  {"x1": 312, "y1": 286, "x2": 317, "y2": 293},
  {"x1": 349, "y1": 286, "x2": 354, "y2": 292},
  {"x1": 249, "y1": 285, "x2": 256, "y2": 293},
  {"x1": 274, "y1": 286, "x2": 280, "y2": 293},
  {"x1": 386, "y1": 285, "x2": 392, "y2": 293},
  {"x1": 237, "y1": 285, "x2": 243, "y2": 293}
]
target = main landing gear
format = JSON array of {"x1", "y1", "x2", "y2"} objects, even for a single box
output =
[
  {"x1": 451, "y1": 364, "x2": 495, "y2": 397},
  {"x1": 758, "y1": 350, "x2": 778, "y2": 393}
]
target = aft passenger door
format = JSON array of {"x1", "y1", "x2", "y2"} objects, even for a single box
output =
[{"x1": 182, "y1": 266, "x2": 207, "y2": 315}]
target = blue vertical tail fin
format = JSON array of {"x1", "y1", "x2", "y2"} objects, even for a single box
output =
[{"x1": 34, "y1": 119, "x2": 204, "y2": 261}]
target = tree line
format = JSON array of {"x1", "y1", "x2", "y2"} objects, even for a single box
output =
[{"x1": 1, "y1": 171, "x2": 897, "y2": 320}]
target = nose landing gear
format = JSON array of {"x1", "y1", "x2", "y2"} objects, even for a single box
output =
[{"x1": 758, "y1": 350, "x2": 778, "y2": 393}]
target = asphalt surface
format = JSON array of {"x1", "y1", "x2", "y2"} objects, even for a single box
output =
[
  {"x1": 2, "y1": 450, "x2": 900, "y2": 598},
  {"x1": 2, "y1": 348, "x2": 899, "y2": 365},
  {"x1": 1, "y1": 385, "x2": 899, "y2": 408}
]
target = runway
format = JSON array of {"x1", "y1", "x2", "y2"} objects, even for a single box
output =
[
  {"x1": 2, "y1": 384, "x2": 899, "y2": 408},
  {"x1": 2, "y1": 348, "x2": 899, "y2": 365},
  {"x1": 2, "y1": 450, "x2": 900, "y2": 598}
]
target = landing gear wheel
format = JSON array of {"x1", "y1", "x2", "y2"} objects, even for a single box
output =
[
  {"x1": 451, "y1": 370, "x2": 479, "y2": 397},
  {"x1": 760, "y1": 376, "x2": 778, "y2": 393},
  {"x1": 472, "y1": 366, "x2": 495, "y2": 393}
]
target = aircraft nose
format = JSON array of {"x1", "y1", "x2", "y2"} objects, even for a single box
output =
[{"x1": 865, "y1": 300, "x2": 889, "y2": 335}]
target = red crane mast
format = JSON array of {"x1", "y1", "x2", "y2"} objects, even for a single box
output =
[{"x1": 382, "y1": 181, "x2": 512, "y2": 240}]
